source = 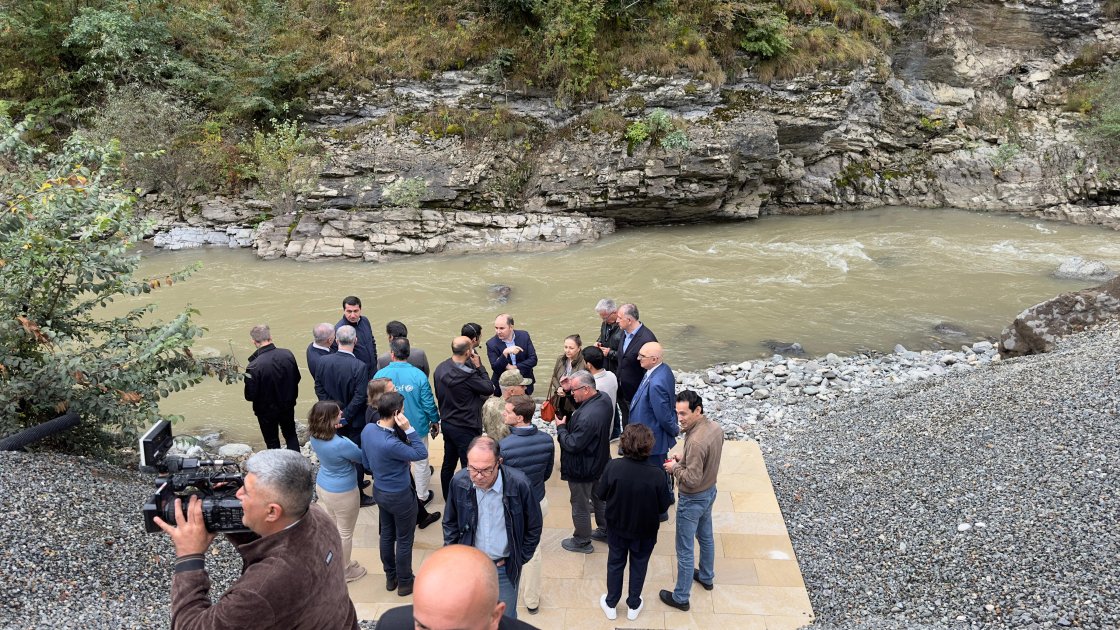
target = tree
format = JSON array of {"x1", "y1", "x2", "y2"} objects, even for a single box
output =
[
  {"x1": 242, "y1": 117, "x2": 321, "y2": 216},
  {"x1": 0, "y1": 115, "x2": 239, "y2": 454}
]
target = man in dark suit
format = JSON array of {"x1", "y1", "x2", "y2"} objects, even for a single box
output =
[
  {"x1": 305, "y1": 322, "x2": 334, "y2": 385},
  {"x1": 614, "y1": 303, "x2": 657, "y2": 428},
  {"x1": 244, "y1": 325, "x2": 301, "y2": 451},
  {"x1": 315, "y1": 324, "x2": 374, "y2": 505},
  {"x1": 335, "y1": 296, "x2": 376, "y2": 379},
  {"x1": 485, "y1": 313, "x2": 538, "y2": 396}
]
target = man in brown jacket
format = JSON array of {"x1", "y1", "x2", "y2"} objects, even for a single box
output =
[
  {"x1": 659, "y1": 390, "x2": 725, "y2": 612},
  {"x1": 155, "y1": 449, "x2": 359, "y2": 629}
]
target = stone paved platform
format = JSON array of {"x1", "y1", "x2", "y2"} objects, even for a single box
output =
[{"x1": 346, "y1": 436, "x2": 814, "y2": 629}]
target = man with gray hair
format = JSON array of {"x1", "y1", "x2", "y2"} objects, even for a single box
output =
[
  {"x1": 305, "y1": 322, "x2": 335, "y2": 385},
  {"x1": 245, "y1": 324, "x2": 301, "y2": 451},
  {"x1": 594, "y1": 298, "x2": 624, "y2": 374},
  {"x1": 155, "y1": 449, "x2": 359, "y2": 628},
  {"x1": 315, "y1": 325, "x2": 372, "y2": 502},
  {"x1": 555, "y1": 370, "x2": 613, "y2": 554}
]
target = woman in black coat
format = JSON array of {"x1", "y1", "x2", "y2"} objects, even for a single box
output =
[{"x1": 594, "y1": 424, "x2": 673, "y2": 621}]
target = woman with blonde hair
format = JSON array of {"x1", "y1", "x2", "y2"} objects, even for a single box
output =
[
  {"x1": 308, "y1": 400, "x2": 367, "y2": 583},
  {"x1": 546, "y1": 334, "x2": 586, "y2": 420}
]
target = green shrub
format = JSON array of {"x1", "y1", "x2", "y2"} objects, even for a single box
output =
[
  {"x1": 0, "y1": 116, "x2": 238, "y2": 453},
  {"x1": 241, "y1": 116, "x2": 321, "y2": 215},
  {"x1": 740, "y1": 6, "x2": 792, "y2": 59}
]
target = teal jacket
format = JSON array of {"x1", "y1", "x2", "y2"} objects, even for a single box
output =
[{"x1": 374, "y1": 361, "x2": 440, "y2": 436}]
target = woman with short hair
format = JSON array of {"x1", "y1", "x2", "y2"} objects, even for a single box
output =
[
  {"x1": 594, "y1": 423, "x2": 674, "y2": 621},
  {"x1": 307, "y1": 400, "x2": 367, "y2": 583}
]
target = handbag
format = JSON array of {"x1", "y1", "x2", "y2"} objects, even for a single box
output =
[{"x1": 540, "y1": 399, "x2": 556, "y2": 422}]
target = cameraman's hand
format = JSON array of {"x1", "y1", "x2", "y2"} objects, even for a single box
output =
[{"x1": 154, "y1": 495, "x2": 217, "y2": 558}]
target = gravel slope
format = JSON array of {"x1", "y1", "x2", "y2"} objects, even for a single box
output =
[
  {"x1": 765, "y1": 321, "x2": 1120, "y2": 629},
  {"x1": 1, "y1": 322, "x2": 1117, "y2": 629}
]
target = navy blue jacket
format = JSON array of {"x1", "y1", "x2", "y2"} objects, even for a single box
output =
[
  {"x1": 313, "y1": 351, "x2": 369, "y2": 435},
  {"x1": 335, "y1": 316, "x2": 377, "y2": 379},
  {"x1": 485, "y1": 330, "x2": 538, "y2": 395},
  {"x1": 499, "y1": 425, "x2": 555, "y2": 503},
  {"x1": 616, "y1": 324, "x2": 657, "y2": 403},
  {"x1": 442, "y1": 465, "x2": 542, "y2": 586},
  {"x1": 305, "y1": 344, "x2": 331, "y2": 384}
]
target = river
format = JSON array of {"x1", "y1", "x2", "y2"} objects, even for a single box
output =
[{"x1": 131, "y1": 207, "x2": 1120, "y2": 444}]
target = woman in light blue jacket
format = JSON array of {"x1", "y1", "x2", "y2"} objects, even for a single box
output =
[{"x1": 308, "y1": 400, "x2": 366, "y2": 583}]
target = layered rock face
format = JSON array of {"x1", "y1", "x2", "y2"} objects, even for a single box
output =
[{"x1": 149, "y1": 0, "x2": 1120, "y2": 259}]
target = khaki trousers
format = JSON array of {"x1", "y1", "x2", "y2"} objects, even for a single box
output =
[
  {"x1": 317, "y1": 484, "x2": 360, "y2": 569},
  {"x1": 521, "y1": 495, "x2": 549, "y2": 609}
]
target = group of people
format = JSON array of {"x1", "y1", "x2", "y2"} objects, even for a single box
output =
[{"x1": 167, "y1": 296, "x2": 727, "y2": 628}]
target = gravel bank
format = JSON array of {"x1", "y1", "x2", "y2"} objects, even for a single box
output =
[{"x1": 2, "y1": 323, "x2": 1116, "y2": 629}]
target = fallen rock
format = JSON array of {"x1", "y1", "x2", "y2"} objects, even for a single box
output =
[
  {"x1": 1053, "y1": 257, "x2": 1116, "y2": 282},
  {"x1": 1000, "y1": 276, "x2": 1120, "y2": 357}
]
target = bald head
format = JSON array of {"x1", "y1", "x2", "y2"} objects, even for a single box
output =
[
  {"x1": 638, "y1": 341, "x2": 664, "y2": 369},
  {"x1": 413, "y1": 545, "x2": 503, "y2": 630}
]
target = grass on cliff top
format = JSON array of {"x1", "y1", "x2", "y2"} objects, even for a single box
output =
[{"x1": 1, "y1": 0, "x2": 896, "y2": 133}]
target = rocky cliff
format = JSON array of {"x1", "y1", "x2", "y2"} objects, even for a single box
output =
[{"x1": 148, "y1": 0, "x2": 1120, "y2": 260}]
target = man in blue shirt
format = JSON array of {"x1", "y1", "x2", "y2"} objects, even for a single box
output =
[
  {"x1": 374, "y1": 338, "x2": 441, "y2": 505},
  {"x1": 443, "y1": 436, "x2": 542, "y2": 620}
]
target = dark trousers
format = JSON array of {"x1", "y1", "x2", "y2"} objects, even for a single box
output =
[
  {"x1": 618, "y1": 396, "x2": 631, "y2": 429},
  {"x1": 374, "y1": 487, "x2": 418, "y2": 583},
  {"x1": 605, "y1": 530, "x2": 656, "y2": 610},
  {"x1": 568, "y1": 480, "x2": 606, "y2": 545},
  {"x1": 255, "y1": 405, "x2": 299, "y2": 451},
  {"x1": 440, "y1": 423, "x2": 480, "y2": 500},
  {"x1": 410, "y1": 471, "x2": 434, "y2": 524}
]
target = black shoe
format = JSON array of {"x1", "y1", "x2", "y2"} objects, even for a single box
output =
[
  {"x1": 398, "y1": 580, "x2": 414, "y2": 597},
  {"x1": 590, "y1": 528, "x2": 608, "y2": 542},
  {"x1": 360, "y1": 494, "x2": 376, "y2": 507},
  {"x1": 360, "y1": 479, "x2": 371, "y2": 490},
  {"x1": 659, "y1": 589, "x2": 689, "y2": 611},
  {"x1": 429, "y1": 465, "x2": 435, "y2": 476},
  {"x1": 693, "y1": 569, "x2": 714, "y2": 591},
  {"x1": 421, "y1": 490, "x2": 434, "y2": 506},
  {"x1": 658, "y1": 512, "x2": 669, "y2": 522},
  {"x1": 386, "y1": 576, "x2": 398, "y2": 592},
  {"x1": 418, "y1": 511, "x2": 441, "y2": 529},
  {"x1": 527, "y1": 606, "x2": 539, "y2": 615}
]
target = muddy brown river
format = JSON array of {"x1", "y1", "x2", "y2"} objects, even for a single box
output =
[{"x1": 129, "y1": 207, "x2": 1120, "y2": 444}]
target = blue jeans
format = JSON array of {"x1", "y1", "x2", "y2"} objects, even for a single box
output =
[
  {"x1": 672, "y1": 485, "x2": 717, "y2": 603},
  {"x1": 497, "y1": 561, "x2": 519, "y2": 619}
]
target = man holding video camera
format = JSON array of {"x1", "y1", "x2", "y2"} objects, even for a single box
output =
[{"x1": 155, "y1": 449, "x2": 359, "y2": 629}]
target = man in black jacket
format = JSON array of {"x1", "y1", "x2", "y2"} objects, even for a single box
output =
[
  {"x1": 615, "y1": 303, "x2": 657, "y2": 429},
  {"x1": 434, "y1": 336, "x2": 495, "y2": 501},
  {"x1": 555, "y1": 370, "x2": 612, "y2": 554},
  {"x1": 335, "y1": 296, "x2": 377, "y2": 379},
  {"x1": 443, "y1": 436, "x2": 542, "y2": 620},
  {"x1": 244, "y1": 325, "x2": 301, "y2": 451},
  {"x1": 594, "y1": 298, "x2": 624, "y2": 374},
  {"x1": 305, "y1": 322, "x2": 334, "y2": 386}
]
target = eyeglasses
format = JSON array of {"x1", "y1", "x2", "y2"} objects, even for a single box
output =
[
  {"x1": 468, "y1": 463, "x2": 498, "y2": 477},
  {"x1": 637, "y1": 354, "x2": 657, "y2": 360},
  {"x1": 569, "y1": 385, "x2": 588, "y2": 393}
]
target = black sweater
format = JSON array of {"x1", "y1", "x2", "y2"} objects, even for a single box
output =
[{"x1": 595, "y1": 457, "x2": 673, "y2": 540}]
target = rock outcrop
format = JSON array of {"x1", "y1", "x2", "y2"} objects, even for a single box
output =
[
  {"x1": 146, "y1": 1, "x2": 1120, "y2": 260},
  {"x1": 1000, "y1": 276, "x2": 1120, "y2": 356}
]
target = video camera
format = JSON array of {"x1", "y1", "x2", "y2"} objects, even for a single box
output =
[{"x1": 140, "y1": 420, "x2": 249, "y2": 534}]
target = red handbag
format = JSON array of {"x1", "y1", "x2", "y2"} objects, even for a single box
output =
[{"x1": 540, "y1": 399, "x2": 556, "y2": 422}]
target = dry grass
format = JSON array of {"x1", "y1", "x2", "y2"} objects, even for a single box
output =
[{"x1": 757, "y1": 25, "x2": 880, "y2": 81}]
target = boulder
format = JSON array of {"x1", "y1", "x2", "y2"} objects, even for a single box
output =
[
  {"x1": 1000, "y1": 276, "x2": 1120, "y2": 356},
  {"x1": 1053, "y1": 257, "x2": 1116, "y2": 283},
  {"x1": 217, "y1": 443, "x2": 254, "y2": 460}
]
